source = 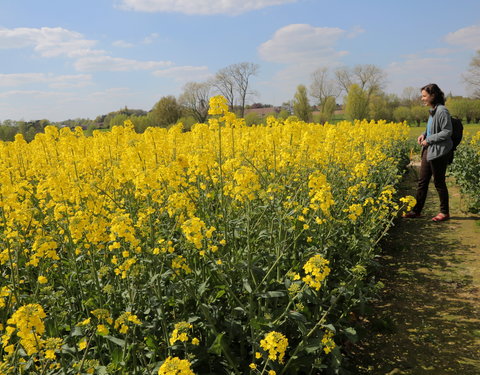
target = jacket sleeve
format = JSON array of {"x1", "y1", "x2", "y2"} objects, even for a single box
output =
[{"x1": 426, "y1": 110, "x2": 452, "y2": 144}]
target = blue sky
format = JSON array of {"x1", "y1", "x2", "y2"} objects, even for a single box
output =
[{"x1": 1, "y1": 0, "x2": 479, "y2": 121}]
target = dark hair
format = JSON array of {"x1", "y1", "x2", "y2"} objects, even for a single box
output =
[{"x1": 421, "y1": 83, "x2": 445, "y2": 106}]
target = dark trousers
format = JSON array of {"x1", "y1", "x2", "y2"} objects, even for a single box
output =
[{"x1": 413, "y1": 147, "x2": 451, "y2": 215}]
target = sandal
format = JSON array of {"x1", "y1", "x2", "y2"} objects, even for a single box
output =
[
  {"x1": 403, "y1": 211, "x2": 421, "y2": 218},
  {"x1": 432, "y1": 213, "x2": 450, "y2": 222}
]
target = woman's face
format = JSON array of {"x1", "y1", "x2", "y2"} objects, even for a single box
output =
[{"x1": 421, "y1": 90, "x2": 434, "y2": 107}]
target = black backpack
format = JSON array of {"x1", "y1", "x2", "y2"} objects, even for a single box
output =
[
  {"x1": 451, "y1": 117, "x2": 463, "y2": 151},
  {"x1": 448, "y1": 117, "x2": 463, "y2": 164}
]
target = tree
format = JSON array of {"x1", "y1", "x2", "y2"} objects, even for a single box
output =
[
  {"x1": 411, "y1": 106, "x2": 429, "y2": 126},
  {"x1": 402, "y1": 86, "x2": 421, "y2": 106},
  {"x1": 464, "y1": 50, "x2": 480, "y2": 98},
  {"x1": 344, "y1": 84, "x2": 369, "y2": 121},
  {"x1": 310, "y1": 67, "x2": 339, "y2": 112},
  {"x1": 178, "y1": 81, "x2": 211, "y2": 123},
  {"x1": 393, "y1": 106, "x2": 412, "y2": 123},
  {"x1": 292, "y1": 85, "x2": 311, "y2": 122},
  {"x1": 231, "y1": 62, "x2": 259, "y2": 117},
  {"x1": 150, "y1": 96, "x2": 183, "y2": 127},
  {"x1": 318, "y1": 96, "x2": 336, "y2": 123},
  {"x1": 369, "y1": 95, "x2": 392, "y2": 121},
  {"x1": 109, "y1": 113, "x2": 129, "y2": 128},
  {"x1": 212, "y1": 62, "x2": 259, "y2": 117},
  {"x1": 334, "y1": 64, "x2": 386, "y2": 98}
]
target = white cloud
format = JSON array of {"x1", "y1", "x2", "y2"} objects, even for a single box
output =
[
  {"x1": 347, "y1": 26, "x2": 365, "y2": 39},
  {"x1": 142, "y1": 33, "x2": 160, "y2": 44},
  {"x1": 385, "y1": 54, "x2": 463, "y2": 96},
  {"x1": 48, "y1": 75, "x2": 94, "y2": 88},
  {"x1": 113, "y1": 40, "x2": 134, "y2": 48},
  {"x1": 118, "y1": 0, "x2": 297, "y2": 15},
  {"x1": 0, "y1": 89, "x2": 73, "y2": 100},
  {"x1": 74, "y1": 55, "x2": 173, "y2": 71},
  {"x1": 445, "y1": 25, "x2": 480, "y2": 50},
  {"x1": 0, "y1": 73, "x2": 93, "y2": 88},
  {"x1": 0, "y1": 27, "x2": 102, "y2": 58},
  {"x1": 152, "y1": 65, "x2": 211, "y2": 81},
  {"x1": 256, "y1": 24, "x2": 355, "y2": 105},
  {"x1": 259, "y1": 24, "x2": 348, "y2": 65}
]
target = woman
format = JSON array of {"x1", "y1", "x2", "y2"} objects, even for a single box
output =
[{"x1": 404, "y1": 83, "x2": 453, "y2": 222}]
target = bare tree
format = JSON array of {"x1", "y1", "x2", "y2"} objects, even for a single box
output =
[
  {"x1": 334, "y1": 64, "x2": 386, "y2": 97},
  {"x1": 231, "y1": 62, "x2": 259, "y2": 117},
  {"x1": 310, "y1": 67, "x2": 339, "y2": 111},
  {"x1": 465, "y1": 50, "x2": 480, "y2": 98},
  {"x1": 402, "y1": 86, "x2": 421, "y2": 105},
  {"x1": 212, "y1": 68, "x2": 236, "y2": 112},
  {"x1": 334, "y1": 66, "x2": 354, "y2": 94},
  {"x1": 212, "y1": 62, "x2": 259, "y2": 117},
  {"x1": 178, "y1": 81, "x2": 211, "y2": 123},
  {"x1": 353, "y1": 64, "x2": 386, "y2": 97}
]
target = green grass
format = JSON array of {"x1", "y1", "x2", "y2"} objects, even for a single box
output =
[{"x1": 408, "y1": 123, "x2": 480, "y2": 142}]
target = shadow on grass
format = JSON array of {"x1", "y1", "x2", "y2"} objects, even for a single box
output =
[{"x1": 346, "y1": 165, "x2": 480, "y2": 375}]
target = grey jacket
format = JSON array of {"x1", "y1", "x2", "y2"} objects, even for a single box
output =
[{"x1": 422, "y1": 105, "x2": 453, "y2": 161}]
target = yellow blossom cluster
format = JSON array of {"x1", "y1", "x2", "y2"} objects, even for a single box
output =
[
  {"x1": 158, "y1": 356, "x2": 196, "y2": 375},
  {"x1": 169, "y1": 321, "x2": 193, "y2": 346},
  {"x1": 321, "y1": 329, "x2": 336, "y2": 354},
  {"x1": 259, "y1": 331, "x2": 289, "y2": 364},
  {"x1": 1, "y1": 304, "x2": 62, "y2": 364},
  {"x1": 302, "y1": 254, "x2": 331, "y2": 291}
]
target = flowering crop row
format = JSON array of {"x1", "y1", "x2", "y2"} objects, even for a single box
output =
[
  {"x1": 450, "y1": 131, "x2": 480, "y2": 213},
  {"x1": 0, "y1": 96, "x2": 414, "y2": 374}
]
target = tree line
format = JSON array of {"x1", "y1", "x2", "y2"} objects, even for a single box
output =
[{"x1": 1, "y1": 50, "x2": 479, "y2": 141}]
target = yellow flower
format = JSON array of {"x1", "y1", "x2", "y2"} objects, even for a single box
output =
[
  {"x1": 249, "y1": 363, "x2": 257, "y2": 369},
  {"x1": 37, "y1": 275, "x2": 48, "y2": 284},
  {"x1": 321, "y1": 329, "x2": 336, "y2": 354},
  {"x1": 191, "y1": 337, "x2": 200, "y2": 345},
  {"x1": 169, "y1": 321, "x2": 192, "y2": 346},
  {"x1": 96, "y1": 324, "x2": 109, "y2": 335},
  {"x1": 208, "y1": 95, "x2": 229, "y2": 116},
  {"x1": 302, "y1": 254, "x2": 330, "y2": 291},
  {"x1": 78, "y1": 338, "x2": 88, "y2": 350},
  {"x1": 259, "y1": 331, "x2": 288, "y2": 364},
  {"x1": 78, "y1": 317, "x2": 91, "y2": 326},
  {"x1": 158, "y1": 356, "x2": 195, "y2": 375},
  {"x1": 44, "y1": 349, "x2": 56, "y2": 360}
]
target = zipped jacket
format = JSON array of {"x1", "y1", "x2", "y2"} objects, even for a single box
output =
[{"x1": 422, "y1": 105, "x2": 453, "y2": 161}]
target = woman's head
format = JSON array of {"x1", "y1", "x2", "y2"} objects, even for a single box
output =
[{"x1": 421, "y1": 83, "x2": 445, "y2": 107}]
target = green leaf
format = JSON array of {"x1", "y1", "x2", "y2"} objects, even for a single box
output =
[
  {"x1": 258, "y1": 291, "x2": 286, "y2": 298},
  {"x1": 288, "y1": 311, "x2": 307, "y2": 323},
  {"x1": 105, "y1": 335, "x2": 126, "y2": 347},
  {"x1": 208, "y1": 333, "x2": 224, "y2": 355},
  {"x1": 145, "y1": 336, "x2": 157, "y2": 350},
  {"x1": 243, "y1": 278, "x2": 252, "y2": 293},
  {"x1": 198, "y1": 280, "x2": 208, "y2": 296},
  {"x1": 343, "y1": 327, "x2": 358, "y2": 343},
  {"x1": 215, "y1": 289, "x2": 226, "y2": 300},
  {"x1": 70, "y1": 326, "x2": 83, "y2": 337}
]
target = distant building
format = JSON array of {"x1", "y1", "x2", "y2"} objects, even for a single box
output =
[{"x1": 244, "y1": 107, "x2": 280, "y2": 117}]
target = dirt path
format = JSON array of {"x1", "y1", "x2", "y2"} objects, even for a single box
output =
[{"x1": 349, "y1": 163, "x2": 480, "y2": 374}]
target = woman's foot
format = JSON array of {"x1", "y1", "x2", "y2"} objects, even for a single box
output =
[
  {"x1": 403, "y1": 211, "x2": 421, "y2": 218},
  {"x1": 432, "y1": 213, "x2": 450, "y2": 222}
]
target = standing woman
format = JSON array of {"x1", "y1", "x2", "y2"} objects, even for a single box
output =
[{"x1": 404, "y1": 83, "x2": 453, "y2": 222}]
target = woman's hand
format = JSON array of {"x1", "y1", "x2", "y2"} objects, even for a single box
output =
[{"x1": 417, "y1": 134, "x2": 425, "y2": 145}]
